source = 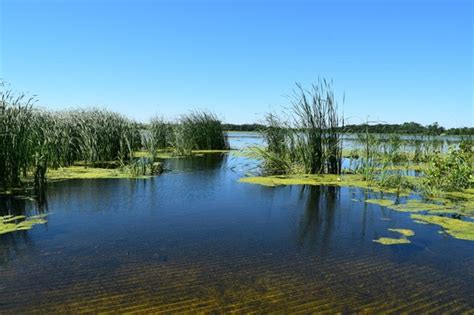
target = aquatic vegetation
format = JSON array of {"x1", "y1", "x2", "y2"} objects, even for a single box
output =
[
  {"x1": 173, "y1": 111, "x2": 229, "y2": 155},
  {"x1": 373, "y1": 237, "x2": 411, "y2": 245},
  {"x1": 373, "y1": 228, "x2": 414, "y2": 245},
  {"x1": 0, "y1": 214, "x2": 48, "y2": 235},
  {"x1": 239, "y1": 174, "x2": 410, "y2": 195},
  {"x1": 389, "y1": 200, "x2": 449, "y2": 213},
  {"x1": 253, "y1": 80, "x2": 343, "y2": 175},
  {"x1": 46, "y1": 166, "x2": 151, "y2": 180},
  {"x1": 411, "y1": 214, "x2": 474, "y2": 241},
  {"x1": 0, "y1": 83, "x2": 142, "y2": 190},
  {"x1": 365, "y1": 199, "x2": 395, "y2": 207},
  {"x1": 388, "y1": 228, "x2": 415, "y2": 237},
  {"x1": 423, "y1": 147, "x2": 473, "y2": 192},
  {"x1": 148, "y1": 116, "x2": 174, "y2": 150}
]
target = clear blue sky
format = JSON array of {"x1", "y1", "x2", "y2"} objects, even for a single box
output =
[{"x1": 1, "y1": 0, "x2": 472, "y2": 127}]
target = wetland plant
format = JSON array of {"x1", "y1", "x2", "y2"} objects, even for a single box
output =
[
  {"x1": 255, "y1": 80, "x2": 343, "y2": 175},
  {"x1": 0, "y1": 83, "x2": 143, "y2": 190},
  {"x1": 173, "y1": 110, "x2": 228, "y2": 155},
  {"x1": 423, "y1": 146, "x2": 473, "y2": 193}
]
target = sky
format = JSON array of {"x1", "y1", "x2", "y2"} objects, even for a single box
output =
[{"x1": 0, "y1": 0, "x2": 472, "y2": 127}]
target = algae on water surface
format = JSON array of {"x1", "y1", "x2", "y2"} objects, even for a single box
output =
[
  {"x1": 411, "y1": 214, "x2": 474, "y2": 241},
  {"x1": 373, "y1": 237, "x2": 411, "y2": 245},
  {"x1": 1, "y1": 214, "x2": 48, "y2": 235},
  {"x1": 388, "y1": 228, "x2": 415, "y2": 237}
]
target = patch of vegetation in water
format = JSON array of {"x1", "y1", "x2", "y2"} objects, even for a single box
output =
[
  {"x1": 389, "y1": 200, "x2": 449, "y2": 213},
  {"x1": 1, "y1": 214, "x2": 48, "y2": 235},
  {"x1": 47, "y1": 166, "x2": 151, "y2": 180},
  {"x1": 365, "y1": 199, "x2": 395, "y2": 207},
  {"x1": 388, "y1": 228, "x2": 415, "y2": 237},
  {"x1": 411, "y1": 214, "x2": 474, "y2": 241},
  {"x1": 373, "y1": 228, "x2": 414, "y2": 245},
  {"x1": 373, "y1": 237, "x2": 411, "y2": 245},
  {"x1": 239, "y1": 174, "x2": 410, "y2": 195}
]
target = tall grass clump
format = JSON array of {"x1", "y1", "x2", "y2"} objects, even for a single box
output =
[
  {"x1": 66, "y1": 109, "x2": 141, "y2": 165},
  {"x1": 147, "y1": 116, "x2": 174, "y2": 151},
  {"x1": 173, "y1": 110, "x2": 228, "y2": 155},
  {"x1": 423, "y1": 146, "x2": 473, "y2": 193},
  {"x1": 0, "y1": 86, "x2": 37, "y2": 188},
  {"x1": 254, "y1": 80, "x2": 343, "y2": 175},
  {"x1": 0, "y1": 82, "x2": 145, "y2": 190}
]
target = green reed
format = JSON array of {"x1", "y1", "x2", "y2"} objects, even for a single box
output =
[
  {"x1": 0, "y1": 83, "x2": 142, "y2": 189},
  {"x1": 172, "y1": 110, "x2": 228, "y2": 155},
  {"x1": 255, "y1": 80, "x2": 343, "y2": 175}
]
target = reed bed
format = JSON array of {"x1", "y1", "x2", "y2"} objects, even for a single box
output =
[
  {"x1": 1, "y1": 84, "x2": 230, "y2": 191},
  {"x1": 146, "y1": 111, "x2": 229, "y2": 156},
  {"x1": 254, "y1": 80, "x2": 343, "y2": 175},
  {"x1": 0, "y1": 85, "x2": 142, "y2": 190}
]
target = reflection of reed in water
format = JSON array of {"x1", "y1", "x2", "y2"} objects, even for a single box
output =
[
  {"x1": 297, "y1": 185, "x2": 339, "y2": 247},
  {"x1": 162, "y1": 153, "x2": 226, "y2": 173}
]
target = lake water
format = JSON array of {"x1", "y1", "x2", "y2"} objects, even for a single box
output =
[
  {"x1": 0, "y1": 151, "x2": 473, "y2": 312},
  {"x1": 226, "y1": 131, "x2": 469, "y2": 152}
]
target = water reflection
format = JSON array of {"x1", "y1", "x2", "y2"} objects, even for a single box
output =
[
  {"x1": 161, "y1": 153, "x2": 226, "y2": 172},
  {"x1": 297, "y1": 185, "x2": 339, "y2": 248}
]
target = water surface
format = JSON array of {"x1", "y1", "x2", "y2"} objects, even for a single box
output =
[{"x1": 0, "y1": 153, "x2": 473, "y2": 313}]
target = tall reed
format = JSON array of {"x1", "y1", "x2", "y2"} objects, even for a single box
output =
[
  {"x1": 173, "y1": 110, "x2": 228, "y2": 155},
  {"x1": 0, "y1": 83, "x2": 143, "y2": 189},
  {"x1": 255, "y1": 80, "x2": 343, "y2": 175}
]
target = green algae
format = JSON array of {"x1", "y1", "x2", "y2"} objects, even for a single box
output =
[
  {"x1": 239, "y1": 174, "x2": 410, "y2": 195},
  {"x1": 47, "y1": 166, "x2": 150, "y2": 180},
  {"x1": 388, "y1": 228, "x2": 415, "y2": 237},
  {"x1": 411, "y1": 214, "x2": 474, "y2": 241},
  {"x1": 373, "y1": 237, "x2": 411, "y2": 245},
  {"x1": 365, "y1": 199, "x2": 395, "y2": 207},
  {"x1": 1, "y1": 214, "x2": 48, "y2": 235},
  {"x1": 2, "y1": 215, "x2": 26, "y2": 223},
  {"x1": 389, "y1": 200, "x2": 449, "y2": 213},
  {"x1": 374, "y1": 228, "x2": 414, "y2": 245}
]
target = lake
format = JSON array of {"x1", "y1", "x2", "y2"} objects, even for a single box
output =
[{"x1": 0, "y1": 151, "x2": 473, "y2": 312}]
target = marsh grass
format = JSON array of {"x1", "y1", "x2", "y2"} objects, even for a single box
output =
[
  {"x1": 173, "y1": 110, "x2": 229, "y2": 155},
  {"x1": 0, "y1": 83, "x2": 145, "y2": 190},
  {"x1": 254, "y1": 80, "x2": 343, "y2": 175}
]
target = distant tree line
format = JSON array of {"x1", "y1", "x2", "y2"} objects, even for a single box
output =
[
  {"x1": 222, "y1": 123, "x2": 266, "y2": 132},
  {"x1": 222, "y1": 121, "x2": 473, "y2": 136}
]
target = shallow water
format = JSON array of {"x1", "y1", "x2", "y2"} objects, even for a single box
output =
[{"x1": 0, "y1": 153, "x2": 473, "y2": 313}]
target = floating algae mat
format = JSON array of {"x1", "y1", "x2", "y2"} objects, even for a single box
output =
[
  {"x1": 373, "y1": 237, "x2": 411, "y2": 245},
  {"x1": 0, "y1": 214, "x2": 48, "y2": 235},
  {"x1": 411, "y1": 214, "x2": 474, "y2": 241},
  {"x1": 365, "y1": 199, "x2": 395, "y2": 207},
  {"x1": 373, "y1": 228, "x2": 415, "y2": 245},
  {"x1": 388, "y1": 228, "x2": 415, "y2": 237},
  {"x1": 47, "y1": 166, "x2": 150, "y2": 180},
  {"x1": 363, "y1": 195, "x2": 474, "y2": 241},
  {"x1": 239, "y1": 174, "x2": 409, "y2": 195}
]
